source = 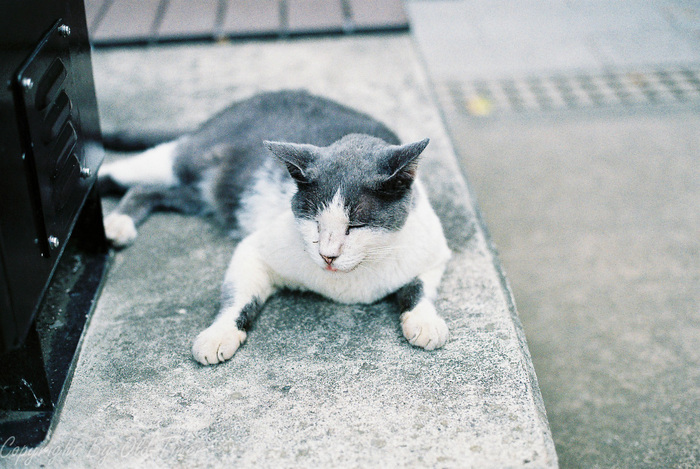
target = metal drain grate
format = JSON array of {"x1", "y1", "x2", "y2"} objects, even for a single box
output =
[{"x1": 436, "y1": 69, "x2": 700, "y2": 116}]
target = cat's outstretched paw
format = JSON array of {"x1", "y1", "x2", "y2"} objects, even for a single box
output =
[
  {"x1": 400, "y1": 302, "x2": 449, "y2": 350},
  {"x1": 104, "y1": 213, "x2": 137, "y2": 247},
  {"x1": 192, "y1": 324, "x2": 247, "y2": 365}
]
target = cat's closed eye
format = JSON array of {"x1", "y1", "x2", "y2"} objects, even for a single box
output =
[{"x1": 345, "y1": 224, "x2": 367, "y2": 235}]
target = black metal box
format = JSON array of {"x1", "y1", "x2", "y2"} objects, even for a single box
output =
[{"x1": 1, "y1": 0, "x2": 108, "y2": 447}]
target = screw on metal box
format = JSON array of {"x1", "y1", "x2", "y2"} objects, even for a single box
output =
[
  {"x1": 80, "y1": 167, "x2": 91, "y2": 179},
  {"x1": 58, "y1": 24, "x2": 71, "y2": 37},
  {"x1": 21, "y1": 78, "x2": 33, "y2": 90},
  {"x1": 48, "y1": 236, "x2": 60, "y2": 249}
]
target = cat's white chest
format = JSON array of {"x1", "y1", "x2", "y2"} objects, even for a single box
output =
[
  {"x1": 254, "y1": 196, "x2": 450, "y2": 304},
  {"x1": 283, "y1": 252, "x2": 415, "y2": 304}
]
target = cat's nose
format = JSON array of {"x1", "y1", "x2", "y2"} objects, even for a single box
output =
[{"x1": 321, "y1": 254, "x2": 337, "y2": 266}]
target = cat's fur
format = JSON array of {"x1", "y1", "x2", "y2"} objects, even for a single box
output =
[{"x1": 99, "y1": 90, "x2": 451, "y2": 365}]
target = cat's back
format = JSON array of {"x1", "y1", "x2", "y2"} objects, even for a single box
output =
[
  {"x1": 187, "y1": 90, "x2": 400, "y2": 149},
  {"x1": 175, "y1": 90, "x2": 402, "y2": 234}
]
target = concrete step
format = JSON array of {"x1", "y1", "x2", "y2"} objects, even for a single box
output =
[{"x1": 4, "y1": 36, "x2": 557, "y2": 467}]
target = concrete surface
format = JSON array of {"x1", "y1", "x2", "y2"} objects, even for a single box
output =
[
  {"x1": 406, "y1": 0, "x2": 700, "y2": 81},
  {"x1": 407, "y1": 0, "x2": 700, "y2": 467},
  {"x1": 442, "y1": 109, "x2": 700, "y2": 468},
  {"x1": 2, "y1": 36, "x2": 557, "y2": 467}
]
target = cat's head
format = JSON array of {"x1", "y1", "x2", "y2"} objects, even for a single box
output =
[{"x1": 264, "y1": 134, "x2": 429, "y2": 273}]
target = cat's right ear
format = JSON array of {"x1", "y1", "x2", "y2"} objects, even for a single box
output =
[{"x1": 263, "y1": 141, "x2": 318, "y2": 184}]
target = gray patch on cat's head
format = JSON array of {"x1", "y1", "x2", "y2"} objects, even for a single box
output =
[{"x1": 264, "y1": 134, "x2": 429, "y2": 231}]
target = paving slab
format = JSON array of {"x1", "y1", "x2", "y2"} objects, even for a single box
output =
[
  {"x1": 2, "y1": 35, "x2": 556, "y2": 467},
  {"x1": 86, "y1": 0, "x2": 409, "y2": 45},
  {"x1": 406, "y1": 0, "x2": 700, "y2": 81}
]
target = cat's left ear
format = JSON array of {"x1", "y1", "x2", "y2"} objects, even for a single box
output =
[
  {"x1": 380, "y1": 138, "x2": 430, "y2": 188},
  {"x1": 263, "y1": 140, "x2": 319, "y2": 184}
]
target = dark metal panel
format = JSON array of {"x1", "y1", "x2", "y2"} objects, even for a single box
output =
[
  {"x1": 13, "y1": 21, "x2": 88, "y2": 258},
  {"x1": 0, "y1": 0, "x2": 109, "y2": 448},
  {"x1": 221, "y1": 0, "x2": 281, "y2": 36},
  {"x1": 0, "y1": 0, "x2": 104, "y2": 352},
  {"x1": 0, "y1": 241, "x2": 16, "y2": 351},
  {"x1": 0, "y1": 325, "x2": 53, "y2": 412},
  {"x1": 158, "y1": 0, "x2": 221, "y2": 40},
  {"x1": 0, "y1": 192, "x2": 110, "y2": 446}
]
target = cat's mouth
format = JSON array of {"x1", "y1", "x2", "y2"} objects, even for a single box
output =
[{"x1": 319, "y1": 258, "x2": 361, "y2": 274}]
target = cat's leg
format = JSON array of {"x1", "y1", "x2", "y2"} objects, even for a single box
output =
[
  {"x1": 100, "y1": 141, "x2": 185, "y2": 246},
  {"x1": 104, "y1": 184, "x2": 205, "y2": 246},
  {"x1": 99, "y1": 141, "x2": 179, "y2": 192},
  {"x1": 396, "y1": 263, "x2": 449, "y2": 350},
  {"x1": 192, "y1": 235, "x2": 277, "y2": 365}
]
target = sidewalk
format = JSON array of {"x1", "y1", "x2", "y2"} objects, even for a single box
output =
[
  {"x1": 407, "y1": 0, "x2": 700, "y2": 81},
  {"x1": 406, "y1": 1, "x2": 700, "y2": 467},
  {"x1": 4, "y1": 35, "x2": 557, "y2": 467}
]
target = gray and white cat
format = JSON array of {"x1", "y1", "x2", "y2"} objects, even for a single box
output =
[{"x1": 99, "y1": 90, "x2": 451, "y2": 365}]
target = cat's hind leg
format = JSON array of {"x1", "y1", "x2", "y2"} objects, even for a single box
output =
[
  {"x1": 396, "y1": 264, "x2": 449, "y2": 350},
  {"x1": 192, "y1": 234, "x2": 278, "y2": 365},
  {"x1": 104, "y1": 184, "x2": 206, "y2": 246},
  {"x1": 99, "y1": 141, "x2": 179, "y2": 192},
  {"x1": 101, "y1": 141, "x2": 189, "y2": 246}
]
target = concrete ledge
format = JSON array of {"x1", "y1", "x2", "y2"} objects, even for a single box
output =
[{"x1": 3, "y1": 36, "x2": 557, "y2": 467}]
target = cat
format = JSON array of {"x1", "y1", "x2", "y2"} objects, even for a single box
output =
[{"x1": 98, "y1": 90, "x2": 451, "y2": 365}]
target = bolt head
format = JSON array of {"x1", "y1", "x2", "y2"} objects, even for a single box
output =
[
  {"x1": 80, "y1": 167, "x2": 92, "y2": 178},
  {"x1": 58, "y1": 24, "x2": 71, "y2": 37},
  {"x1": 48, "y1": 236, "x2": 60, "y2": 249},
  {"x1": 21, "y1": 78, "x2": 33, "y2": 90}
]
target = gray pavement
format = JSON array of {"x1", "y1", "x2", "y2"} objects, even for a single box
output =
[
  {"x1": 407, "y1": 0, "x2": 700, "y2": 467},
  {"x1": 407, "y1": 0, "x2": 700, "y2": 81},
  {"x1": 439, "y1": 109, "x2": 700, "y2": 468},
  {"x1": 4, "y1": 36, "x2": 557, "y2": 467}
]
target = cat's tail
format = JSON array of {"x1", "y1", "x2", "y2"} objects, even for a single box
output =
[{"x1": 101, "y1": 129, "x2": 183, "y2": 152}]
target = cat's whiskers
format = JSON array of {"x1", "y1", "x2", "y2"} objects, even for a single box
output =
[
  {"x1": 363, "y1": 243, "x2": 407, "y2": 258},
  {"x1": 350, "y1": 261, "x2": 383, "y2": 276}
]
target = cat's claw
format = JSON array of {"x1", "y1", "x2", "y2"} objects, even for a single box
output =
[
  {"x1": 104, "y1": 213, "x2": 138, "y2": 247},
  {"x1": 400, "y1": 302, "x2": 449, "y2": 350},
  {"x1": 192, "y1": 324, "x2": 247, "y2": 365}
]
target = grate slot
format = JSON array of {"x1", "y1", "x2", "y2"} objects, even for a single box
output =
[
  {"x1": 44, "y1": 91, "x2": 72, "y2": 143},
  {"x1": 52, "y1": 122, "x2": 77, "y2": 179},
  {"x1": 35, "y1": 58, "x2": 67, "y2": 111}
]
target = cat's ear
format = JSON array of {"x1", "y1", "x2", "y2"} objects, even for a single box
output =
[
  {"x1": 378, "y1": 138, "x2": 429, "y2": 193},
  {"x1": 263, "y1": 140, "x2": 319, "y2": 184}
]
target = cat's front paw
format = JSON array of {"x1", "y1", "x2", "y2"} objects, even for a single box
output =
[
  {"x1": 104, "y1": 213, "x2": 137, "y2": 247},
  {"x1": 400, "y1": 302, "x2": 449, "y2": 350},
  {"x1": 192, "y1": 323, "x2": 247, "y2": 365}
]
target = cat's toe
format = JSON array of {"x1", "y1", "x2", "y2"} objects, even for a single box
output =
[
  {"x1": 104, "y1": 213, "x2": 137, "y2": 247},
  {"x1": 400, "y1": 302, "x2": 449, "y2": 351},
  {"x1": 192, "y1": 324, "x2": 247, "y2": 365}
]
